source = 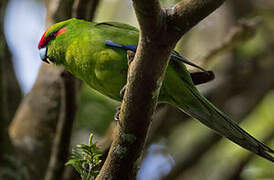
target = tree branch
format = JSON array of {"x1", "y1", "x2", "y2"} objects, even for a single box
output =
[
  {"x1": 166, "y1": 0, "x2": 226, "y2": 37},
  {"x1": 132, "y1": 0, "x2": 163, "y2": 37},
  {"x1": 96, "y1": 0, "x2": 226, "y2": 179}
]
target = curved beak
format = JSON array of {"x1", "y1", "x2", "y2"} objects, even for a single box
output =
[{"x1": 39, "y1": 47, "x2": 49, "y2": 64}]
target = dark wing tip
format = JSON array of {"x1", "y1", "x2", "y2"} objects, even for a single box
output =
[
  {"x1": 190, "y1": 70, "x2": 215, "y2": 85},
  {"x1": 257, "y1": 145, "x2": 274, "y2": 162}
]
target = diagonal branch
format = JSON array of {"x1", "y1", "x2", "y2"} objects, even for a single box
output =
[{"x1": 166, "y1": 0, "x2": 226, "y2": 37}]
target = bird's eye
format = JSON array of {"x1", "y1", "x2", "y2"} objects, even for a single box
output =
[{"x1": 49, "y1": 32, "x2": 56, "y2": 38}]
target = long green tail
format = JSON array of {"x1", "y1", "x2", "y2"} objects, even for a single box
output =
[{"x1": 174, "y1": 84, "x2": 274, "y2": 162}]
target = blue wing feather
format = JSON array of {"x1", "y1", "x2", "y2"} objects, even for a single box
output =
[
  {"x1": 105, "y1": 40, "x2": 206, "y2": 72},
  {"x1": 105, "y1": 40, "x2": 137, "y2": 52}
]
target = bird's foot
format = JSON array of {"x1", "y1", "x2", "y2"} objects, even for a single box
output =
[
  {"x1": 126, "y1": 50, "x2": 135, "y2": 65},
  {"x1": 114, "y1": 51, "x2": 135, "y2": 121}
]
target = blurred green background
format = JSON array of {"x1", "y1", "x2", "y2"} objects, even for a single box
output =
[{"x1": 1, "y1": 0, "x2": 274, "y2": 179}]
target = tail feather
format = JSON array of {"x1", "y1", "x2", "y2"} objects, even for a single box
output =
[{"x1": 177, "y1": 86, "x2": 274, "y2": 162}]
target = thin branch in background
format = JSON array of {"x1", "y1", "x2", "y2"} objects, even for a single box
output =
[
  {"x1": 201, "y1": 17, "x2": 262, "y2": 66},
  {"x1": 45, "y1": 71, "x2": 79, "y2": 180},
  {"x1": 96, "y1": 0, "x2": 226, "y2": 179}
]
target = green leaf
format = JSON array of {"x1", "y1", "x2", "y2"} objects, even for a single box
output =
[{"x1": 66, "y1": 133, "x2": 102, "y2": 179}]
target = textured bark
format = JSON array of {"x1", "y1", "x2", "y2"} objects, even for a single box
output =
[{"x1": 96, "y1": 0, "x2": 226, "y2": 179}]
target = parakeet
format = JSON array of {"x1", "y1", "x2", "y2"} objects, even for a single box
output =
[{"x1": 38, "y1": 18, "x2": 274, "y2": 162}]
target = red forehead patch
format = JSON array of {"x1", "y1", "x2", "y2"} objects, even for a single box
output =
[
  {"x1": 38, "y1": 29, "x2": 48, "y2": 50},
  {"x1": 38, "y1": 27, "x2": 66, "y2": 50}
]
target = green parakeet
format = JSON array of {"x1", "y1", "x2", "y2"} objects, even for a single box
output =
[{"x1": 38, "y1": 18, "x2": 274, "y2": 162}]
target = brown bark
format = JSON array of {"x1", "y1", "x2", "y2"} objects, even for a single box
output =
[{"x1": 96, "y1": 0, "x2": 226, "y2": 179}]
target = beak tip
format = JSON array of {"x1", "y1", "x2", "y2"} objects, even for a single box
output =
[{"x1": 39, "y1": 47, "x2": 49, "y2": 64}]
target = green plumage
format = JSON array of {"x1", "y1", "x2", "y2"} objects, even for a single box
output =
[{"x1": 42, "y1": 18, "x2": 274, "y2": 162}]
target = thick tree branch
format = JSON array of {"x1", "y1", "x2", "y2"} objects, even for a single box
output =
[
  {"x1": 97, "y1": 0, "x2": 226, "y2": 179},
  {"x1": 132, "y1": 0, "x2": 163, "y2": 37}
]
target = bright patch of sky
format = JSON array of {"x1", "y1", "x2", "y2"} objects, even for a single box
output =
[
  {"x1": 4, "y1": 0, "x2": 46, "y2": 93},
  {"x1": 137, "y1": 143, "x2": 175, "y2": 180}
]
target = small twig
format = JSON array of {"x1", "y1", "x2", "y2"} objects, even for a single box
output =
[{"x1": 201, "y1": 17, "x2": 262, "y2": 66}]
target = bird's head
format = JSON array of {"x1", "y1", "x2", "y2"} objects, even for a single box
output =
[{"x1": 38, "y1": 18, "x2": 76, "y2": 64}]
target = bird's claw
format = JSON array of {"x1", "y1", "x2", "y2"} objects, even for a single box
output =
[
  {"x1": 114, "y1": 106, "x2": 121, "y2": 121},
  {"x1": 114, "y1": 51, "x2": 135, "y2": 121}
]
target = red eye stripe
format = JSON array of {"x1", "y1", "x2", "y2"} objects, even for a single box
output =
[{"x1": 56, "y1": 27, "x2": 66, "y2": 37}]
